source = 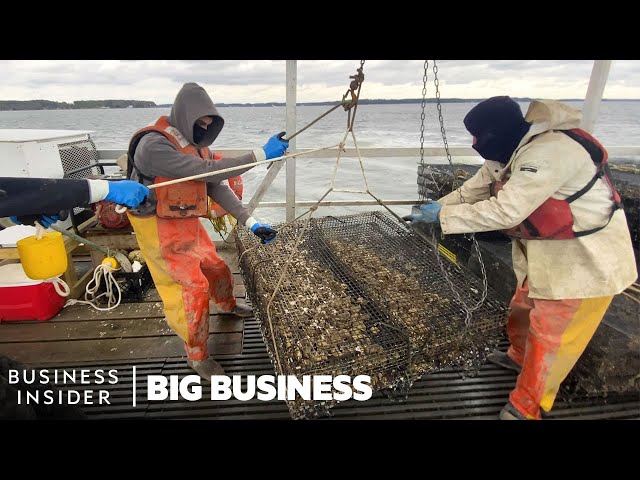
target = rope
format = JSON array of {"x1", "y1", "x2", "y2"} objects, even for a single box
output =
[
  {"x1": 64, "y1": 263, "x2": 122, "y2": 312},
  {"x1": 47, "y1": 277, "x2": 70, "y2": 297},
  {"x1": 247, "y1": 62, "x2": 371, "y2": 376},
  {"x1": 244, "y1": 60, "x2": 478, "y2": 383},
  {"x1": 35, "y1": 222, "x2": 45, "y2": 240},
  {"x1": 252, "y1": 60, "x2": 420, "y2": 382},
  {"x1": 251, "y1": 123, "x2": 420, "y2": 380},
  {"x1": 610, "y1": 163, "x2": 640, "y2": 174}
]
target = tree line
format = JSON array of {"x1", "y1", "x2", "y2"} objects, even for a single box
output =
[{"x1": 0, "y1": 100, "x2": 157, "y2": 111}]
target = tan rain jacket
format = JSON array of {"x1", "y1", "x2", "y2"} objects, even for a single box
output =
[{"x1": 438, "y1": 99, "x2": 638, "y2": 299}]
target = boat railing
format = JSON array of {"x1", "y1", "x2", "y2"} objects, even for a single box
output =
[{"x1": 97, "y1": 146, "x2": 640, "y2": 213}]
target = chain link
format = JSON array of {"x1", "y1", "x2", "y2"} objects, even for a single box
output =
[
  {"x1": 419, "y1": 60, "x2": 428, "y2": 203},
  {"x1": 347, "y1": 60, "x2": 366, "y2": 132},
  {"x1": 419, "y1": 61, "x2": 444, "y2": 202},
  {"x1": 431, "y1": 60, "x2": 488, "y2": 327}
]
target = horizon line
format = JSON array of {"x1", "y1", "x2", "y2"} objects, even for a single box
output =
[{"x1": 2, "y1": 97, "x2": 639, "y2": 107}]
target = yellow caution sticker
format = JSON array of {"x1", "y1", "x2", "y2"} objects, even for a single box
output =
[{"x1": 437, "y1": 243, "x2": 458, "y2": 265}]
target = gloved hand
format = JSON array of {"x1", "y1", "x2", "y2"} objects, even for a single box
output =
[
  {"x1": 402, "y1": 201, "x2": 442, "y2": 225},
  {"x1": 104, "y1": 180, "x2": 149, "y2": 207},
  {"x1": 250, "y1": 223, "x2": 277, "y2": 244},
  {"x1": 262, "y1": 132, "x2": 289, "y2": 160},
  {"x1": 10, "y1": 214, "x2": 60, "y2": 228}
]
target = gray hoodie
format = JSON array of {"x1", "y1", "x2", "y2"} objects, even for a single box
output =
[{"x1": 129, "y1": 82, "x2": 265, "y2": 223}]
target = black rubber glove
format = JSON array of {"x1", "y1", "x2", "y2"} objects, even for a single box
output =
[{"x1": 250, "y1": 223, "x2": 277, "y2": 244}]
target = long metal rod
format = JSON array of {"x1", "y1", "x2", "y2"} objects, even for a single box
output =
[
  {"x1": 282, "y1": 102, "x2": 344, "y2": 142},
  {"x1": 149, "y1": 144, "x2": 340, "y2": 190},
  {"x1": 48, "y1": 224, "x2": 109, "y2": 255}
]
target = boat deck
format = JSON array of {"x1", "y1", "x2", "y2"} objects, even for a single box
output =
[{"x1": 1, "y1": 245, "x2": 638, "y2": 420}]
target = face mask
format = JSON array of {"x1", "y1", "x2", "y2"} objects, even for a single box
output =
[
  {"x1": 193, "y1": 125, "x2": 207, "y2": 145},
  {"x1": 473, "y1": 131, "x2": 507, "y2": 162},
  {"x1": 472, "y1": 125, "x2": 530, "y2": 164}
]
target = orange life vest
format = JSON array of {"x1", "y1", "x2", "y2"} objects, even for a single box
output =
[
  {"x1": 210, "y1": 175, "x2": 244, "y2": 219},
  {"x1": 490, "y1": 128, "x2": 623, "y2": 240},
  {"x1": 127, "y1": 116, "x2": 243, "y2": 219}
]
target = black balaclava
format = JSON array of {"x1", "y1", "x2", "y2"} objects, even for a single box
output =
[
  {"x1": 193, "y1": 123, "x2": 209, "y2": 144},
  {"x1": 463, "y1": 96, "x2": 531, "y2": 164}
]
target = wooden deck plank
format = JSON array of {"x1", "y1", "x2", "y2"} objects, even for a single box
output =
[
  {"x1": 51, "y1": 302, "x2": 165, "y2": 322},
  {"x1": 0, "y1": 332, "x2": 242, "y2": 364},
  {"x1": 0, "y1": 316, "x2": 243, "y2": 342}
]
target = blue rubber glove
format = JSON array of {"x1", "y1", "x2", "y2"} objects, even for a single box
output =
[
  {"x1": 402, "y1": 201, "x2": 442, "y2": 225},
  {"x1": 104, "y1": 180, "x2": 150, "y2": 207},
  {"x1": 262, "y1": 132, "x2": 289, "y2": 160},
  {"x1": 250, "y1": 223, "x2": 277, "y2": 244},
  {"x1": 10, "y1": 214, "x2": 59, "y2": 228}
]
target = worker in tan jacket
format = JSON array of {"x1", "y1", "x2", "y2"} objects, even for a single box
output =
[{"x1": 404, "y1": 96, "x2": 637, "y2": 420}]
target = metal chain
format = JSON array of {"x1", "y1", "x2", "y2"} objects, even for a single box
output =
[
  {"x1": 347, "y1": 60, "x2": 366, "y2": 132},
  {"x1": 419, "y1": 61, "x2": 443, "y2": 202},
  {"x1": 419, "y1": 60, "x2": 428, "y2": 203},
  {"x1": 432, "y1": 60, "x2": 488, "y2": 327}
]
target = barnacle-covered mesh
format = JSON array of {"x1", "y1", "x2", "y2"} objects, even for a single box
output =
[{"x1": 235, "y1": 211, "x2": 508, "y2": 419}]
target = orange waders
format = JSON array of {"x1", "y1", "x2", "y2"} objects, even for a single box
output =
[
  {"x1": 505, "y1": 280, "x2": 613, "y2": 419},
  {"x1": 128, "y1": 214, "x2": 236, "y2": 361}
]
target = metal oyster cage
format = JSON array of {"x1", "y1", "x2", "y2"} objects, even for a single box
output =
[{"x1": 235, "y1": 211, "x2": 508, "y2": 419}]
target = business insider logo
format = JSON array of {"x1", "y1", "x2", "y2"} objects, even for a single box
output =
[
  {"x1": 147, "y1": 375, "x2": 373, "y2": 402},
  {"x1": 6, "y1": 367, "x2": 372, "y2": 408},
  {"x1": 8, "y1": 369, "x2": 118, "y2": 405}
]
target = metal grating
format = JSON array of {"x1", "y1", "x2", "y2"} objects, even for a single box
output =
[
  {"x1": 235, "y1": 211, "x2": 509, "y2": 419},
  {"x1": 58, "y1": 138, "x2": 102, "y2": 180},
  {"x1": 13, "y1": 323, "x2": 638, "y2": 420}
]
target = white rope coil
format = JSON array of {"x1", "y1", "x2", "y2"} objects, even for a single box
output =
[{"x1": 64, "y1": 264, "x2": 122, "y2": 312}]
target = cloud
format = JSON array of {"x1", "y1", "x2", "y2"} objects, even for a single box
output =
[{"x1": 0, "y1": 60, "x2": 636, "y2": 103}]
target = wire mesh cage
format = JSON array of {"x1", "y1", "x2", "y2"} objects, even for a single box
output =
[
  {"x1": 57, "y1": 138, "x2": 103, "y2": 218},
  {"x1": 58, "y1": 138, "x2": 102, "y2": 180},
  {"x1": 235, "y1": 211, "x2": 509, "y2": 419}
]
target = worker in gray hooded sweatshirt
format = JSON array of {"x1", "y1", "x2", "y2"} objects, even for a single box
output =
[{"x1": 126, "y1": 82, "x2": 288, "y2": 379}]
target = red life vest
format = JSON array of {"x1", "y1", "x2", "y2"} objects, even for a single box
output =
[
  {"x1": 127, "y1": 116, "x2": 243, "y2": 219},
  {"x1": 491, "y1": 128, "x2": 623, "y2": 240}
]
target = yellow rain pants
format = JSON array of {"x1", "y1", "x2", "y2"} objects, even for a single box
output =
[
  {"x1": 128, "y1": 214, "x2": 236, "y2": 361},
  {"x1": 505, "y1": 279, "x2": 613, "y2": 419}
]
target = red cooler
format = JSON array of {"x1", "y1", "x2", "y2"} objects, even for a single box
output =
[{"x1": 0, "y1": 263, "x2": 65, "y2": 322}]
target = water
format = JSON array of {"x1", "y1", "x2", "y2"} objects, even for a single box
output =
[{"x1": 1, "y1": 101, "x2": 639, "y2": 225}]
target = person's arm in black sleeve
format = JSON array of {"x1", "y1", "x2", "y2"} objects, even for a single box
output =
[{"x1": 0, "y1": 177, "x2": 101, "y2": 218}]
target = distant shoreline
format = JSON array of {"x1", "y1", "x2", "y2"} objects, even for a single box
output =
[{"x1": 1, "y1": 97, "x2": 639, "y2": 111}]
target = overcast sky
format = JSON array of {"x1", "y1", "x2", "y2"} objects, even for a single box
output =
[{"x1": 0, "y1": 60, "x2": 637, "y2": 104}]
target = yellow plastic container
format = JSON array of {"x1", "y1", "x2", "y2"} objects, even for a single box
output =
[{"x1": 16, "y1": 231, "x2": 68, "y2": 280}]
